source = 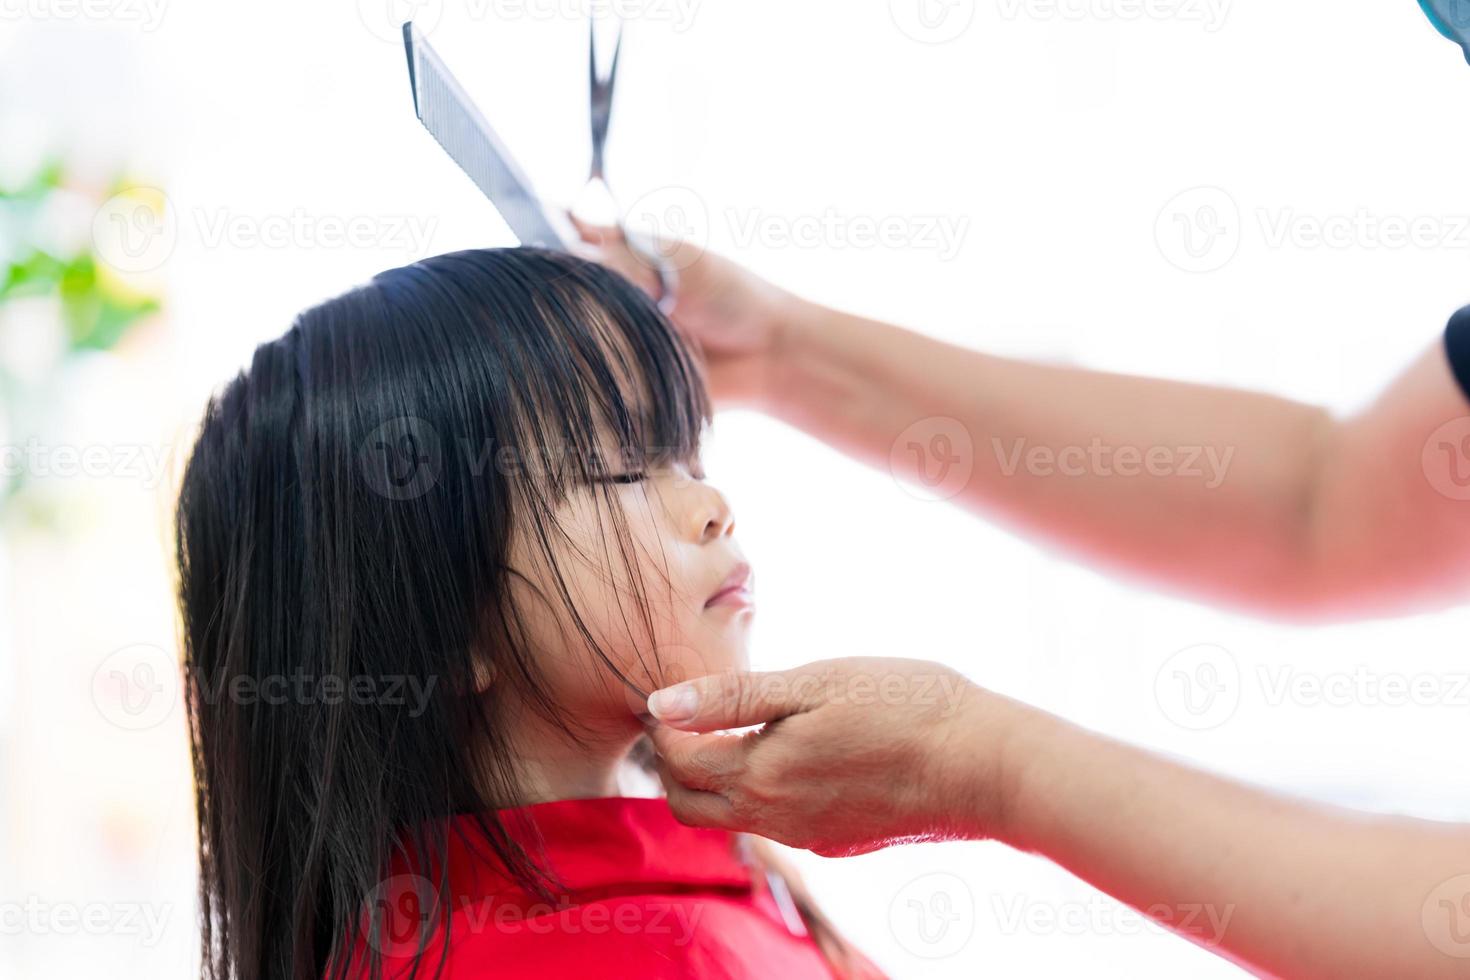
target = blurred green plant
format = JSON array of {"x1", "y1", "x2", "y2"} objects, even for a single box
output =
[{"x1": 0, "y1": 160, "x2": 165, "y2": 510}]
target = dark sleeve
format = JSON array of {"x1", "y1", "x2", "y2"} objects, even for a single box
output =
[{"x1": 1444, "y1": 306, "x2": 1470, "y2": 405}]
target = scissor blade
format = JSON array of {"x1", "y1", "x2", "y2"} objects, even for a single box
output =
[{"x1": 403, "y1": 22, "x2": 572, "y2": 250}]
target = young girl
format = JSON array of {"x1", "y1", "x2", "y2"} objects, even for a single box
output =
[{"x1": 174, "y1": 248, "x2": 883, "y2": 979}]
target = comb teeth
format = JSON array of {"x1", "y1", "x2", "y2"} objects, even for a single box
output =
[{"x1": 402, "y1": 22, "x2": 571, "y2": 249}]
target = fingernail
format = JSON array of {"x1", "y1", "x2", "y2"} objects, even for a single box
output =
[{"x1": 648, "y1": 684, "x2": 698, "y2": 722}]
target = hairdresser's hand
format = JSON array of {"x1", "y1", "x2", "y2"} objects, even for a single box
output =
[
  {"x1": 644, "y1": 657, "x2": 1040, "y2": 856},
  {"x1": 569, "y1": 216, "x2": 799, "y2": 407}
]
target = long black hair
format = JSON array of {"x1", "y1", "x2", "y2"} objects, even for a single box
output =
[{"x1": 175, "y1": 248, "x2": 710, "y2": 980}]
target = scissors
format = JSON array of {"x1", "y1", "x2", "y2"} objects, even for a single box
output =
[
  {"x1": 403, "y1": 19, "x2": 680, "y2": 312},
  {"x1": 576, "y1": 16, "x2": 680, "y2": 313}
]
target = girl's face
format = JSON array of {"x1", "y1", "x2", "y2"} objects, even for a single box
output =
[{"x1": 507, "y1": 455, "x2": 753, "y2": 727}]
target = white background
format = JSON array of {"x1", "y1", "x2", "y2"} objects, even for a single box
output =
[{"x1": 3, "y1": 0, "x2": 1470, "y2": 976}]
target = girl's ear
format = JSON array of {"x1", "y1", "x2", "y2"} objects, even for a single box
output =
[{"x1": 471, "y1": 658, "x2": 498, "y2": 694}]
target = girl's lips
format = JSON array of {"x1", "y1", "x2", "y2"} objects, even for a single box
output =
[{"x1": 705, "y1": 562, "x2": 754, "y2": 610}]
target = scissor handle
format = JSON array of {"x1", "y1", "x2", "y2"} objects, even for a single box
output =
[{"x1": 588, "y1": 19, "x2": 623, "y2": 180}]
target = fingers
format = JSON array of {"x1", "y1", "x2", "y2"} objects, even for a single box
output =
[
  {"x1": 661, "y1": 777, "x2": 738, "y2": 831},
  {"x1": 646, "y1": 724, "x2": 747, "y2": 792},
  {"x1": 566, "y1": 211, "x2": 622, "y2": 247},
  {"x1": 648, "y1": 733, "x2": 741, "y2": 830},
  {"x1": 565, "y1": 211, "x2": 665, "y2": 298},
  {"x1": 645, "y1": 669, "x2": 807, "y2": 732}
]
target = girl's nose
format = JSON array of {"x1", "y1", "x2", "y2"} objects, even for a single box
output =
[{"x1": 691, "y1": 483, "x2": 735, "y2": 544}]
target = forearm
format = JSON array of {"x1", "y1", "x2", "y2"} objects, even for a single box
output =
[
  {"x1": 989, "y1": 709, "x2": 1470, "y2": 979},
  {"x1": 763, "y1": 298, "x2": 1470, "y2": 618}
]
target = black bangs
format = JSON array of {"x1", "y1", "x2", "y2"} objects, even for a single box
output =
[{"x1": 371, "y1": 247, "x2": 710, "y2": 497}]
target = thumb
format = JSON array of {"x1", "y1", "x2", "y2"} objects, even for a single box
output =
[
  {"x1": 645, "y1": 669, "x2": 809, "y2": 732},
  {"x1": 566, "y1": 211, "x2": 618, "y2": 246}
]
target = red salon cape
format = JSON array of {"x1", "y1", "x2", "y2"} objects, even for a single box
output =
[{"x1": 350, "y1": 797, "x2": 853, "y2": 978}]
